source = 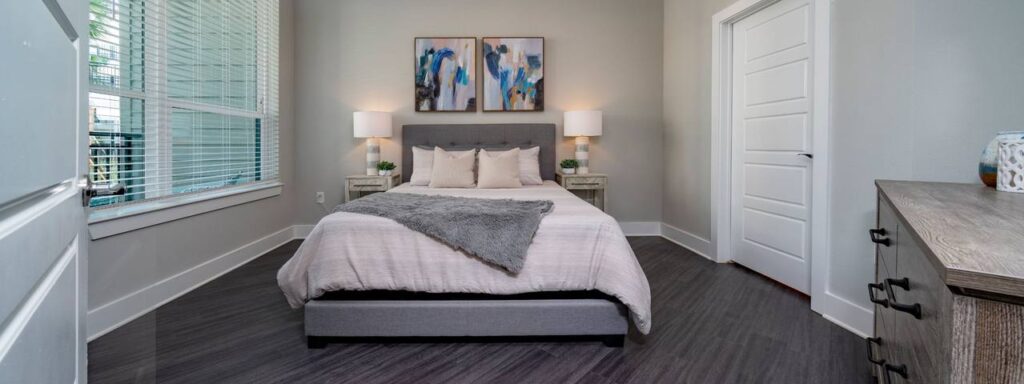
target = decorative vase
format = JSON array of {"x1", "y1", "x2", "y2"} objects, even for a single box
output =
[
  {"x1": 980, "y1": 131, "x2": 1024, "y2": 187},
  {"x1": 378, "y1": 170, "x2": 392, "y2": 176},
  {"x1": 562, "y1": 168, "x2": 576, "y2": 175},
  {"x1": 997, "y1": 137, "x2": 1024, "y2": 193}
]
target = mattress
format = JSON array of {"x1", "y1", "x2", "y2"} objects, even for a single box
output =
[{"x1": 277, "y1": 181, "x2": 652, "y2": 334}]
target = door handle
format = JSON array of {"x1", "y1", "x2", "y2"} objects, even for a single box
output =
[
  {"x1": 884, "y1": 277, "x2": 922, "y2": 319},
  {"x1": 797, "y1": 153, "x2": 813, "y2": 159},
  {"x1": 868, "y1": 283, "x2": 889, "y2": 307},
  {"x1": 869, "y1": 228, "x2": 891, "y2": 246},
  {"x1": 80, "y1": 176, "x2": 126, "y2": 206},
  {"x1": 883, "y1": 363, "x2": 908, "y2": 383}
]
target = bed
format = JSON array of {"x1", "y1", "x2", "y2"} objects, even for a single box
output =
[{"x1": 277, "y1": 124, "x2": 651, "y2": 348}]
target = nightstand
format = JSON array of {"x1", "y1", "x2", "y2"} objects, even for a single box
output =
[
  {"x1": 345, "y1": 173, "x2": 401, "y2": 202},
  {"x1": 556, "y1": 171, "x2": 607, "y2": 211}
]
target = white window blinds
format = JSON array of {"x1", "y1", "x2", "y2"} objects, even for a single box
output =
[{"x1": 88, "y1": 0, "x2": 279, "y2": 208}]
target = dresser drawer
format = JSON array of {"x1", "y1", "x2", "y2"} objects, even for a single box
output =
[
  {"x1": 564, "y1": 177, "x2": 606, "y2": 190},
  {"x1": 887, "y1": 227, "x2": 952, "y2": 383},
  {"x1": 871, "y1": 310, "x2": 896, "y2": 379}
]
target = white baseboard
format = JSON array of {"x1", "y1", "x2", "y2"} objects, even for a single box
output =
[
  {"x1": 659, "y1": 222, "x2": 713, "y2": 261},
  {"x1": 293, "y1": 224, "x2": 314, "y2": 239},
  {"x1": 817, "y1": 290, "x2": 873, "y2": 338},
  {"x1": 618, "y1": 221, "x2": 662, "y2": 236},
  {"x1": 86, "y1": 226, "x2": 296, "y2": 341}
]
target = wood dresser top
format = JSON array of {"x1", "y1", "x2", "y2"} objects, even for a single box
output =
[{"x1": 877, "y1": 180, "x2": 1024, "y2": 298}]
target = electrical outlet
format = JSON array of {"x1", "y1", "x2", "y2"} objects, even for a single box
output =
[{"x1": 315, "y1": 192, "x2": 325, "y2": 204}]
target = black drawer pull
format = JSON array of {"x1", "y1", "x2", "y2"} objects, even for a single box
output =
[
  {"x1": 884, "y1": 363, "x2": 908, "y2": 383},
  {"x1": 868, "y1": 283, "x2": 889, "y2": 307},
  {"x1": 866, "y1": 337, "x2": 885, "y2": 365},
  {"x1": 884, "y1": 278, "x2": 922, "y2": 319},
  {"x1": 571, "y1": 182, "x2": 602, "y2": 186},
  {"x1": 352, "y1": 184, "x2": 383, "y2": 187},
  {"x1": 869, "y1": 228, "x2": 891, "y2": 246}
]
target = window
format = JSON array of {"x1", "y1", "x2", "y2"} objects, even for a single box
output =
[{"x1": 88, "y1": 0, "x2": 279, "y2": 208}]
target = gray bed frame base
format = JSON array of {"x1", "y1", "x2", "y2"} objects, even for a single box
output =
[
  {"x1": 305, "y1": 124, "x2": 628, "y2": 348},
  {"x1": 305, "y1": 298, "x2": 628, "y2": 348}
]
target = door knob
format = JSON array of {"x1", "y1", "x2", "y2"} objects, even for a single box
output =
[{"x1": 81, "y1": 176, "x2": 126, "y2": 206}]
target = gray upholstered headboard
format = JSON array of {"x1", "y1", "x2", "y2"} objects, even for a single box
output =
[{"x1": 402, "y1": 124, "x2": 557, "y2": 182}]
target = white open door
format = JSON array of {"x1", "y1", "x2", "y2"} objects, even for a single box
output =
[
  {"x1": 730, "y1": 0, "x2": 813, "y2": 293},
  {"x1": 0, "y1": 0, "x2": 90, "y2": 382}
]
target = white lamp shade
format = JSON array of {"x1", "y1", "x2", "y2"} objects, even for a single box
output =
[
  {"x1": 353, "y1": 111, "x2": 393, "y2": 138},
  {"x1": 563, "y1": 110, "x2": 603, "y2": 137}
]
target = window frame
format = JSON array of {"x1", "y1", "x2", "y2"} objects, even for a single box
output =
[{"x1": 86, "y1": 0, "x2": 280, "y2": 237}]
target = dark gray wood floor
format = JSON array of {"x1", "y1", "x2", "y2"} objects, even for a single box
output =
[{"x1": 88, "y1": 237, "x2": 871, "y2": 383}]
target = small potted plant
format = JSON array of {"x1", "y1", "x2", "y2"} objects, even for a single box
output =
[
  {"x1": 560, "y1": 159, "x2": 578, "y2": 175},
  {"x1": 377, "y1": 161, "x2": 396, "y2": 176}
]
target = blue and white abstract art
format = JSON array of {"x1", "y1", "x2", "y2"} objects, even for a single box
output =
[
  {"x1": 483, "y1": 37, "x2": 544, "y2": 112},
  {"x1": 415, "y1": 38, "x2": 476, "y2": 112}
]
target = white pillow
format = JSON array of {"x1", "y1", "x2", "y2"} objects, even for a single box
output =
[
  {"x1": 410, "y1": 146, "x2": 474, "y2": 186},
  {"x1": 429, "y1": 147, "x2": 477, "y2": 188},
  {"x1": 477, "y1": 148, "x2": 523, "y2": 189},
  {"x1": 490, "y1": 146, "x2": 543, "y2": 185}
]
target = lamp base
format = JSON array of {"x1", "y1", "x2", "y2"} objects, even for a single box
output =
[
  {"x1": 366, "y1": 137, "x2": 380, "y2": 176},
  {"x1": 575, "y1": 136, "x2": 591, "y2": 175}
]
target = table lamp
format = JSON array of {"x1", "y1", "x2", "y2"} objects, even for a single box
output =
[
  {"x1": 563, "y1": 110, "x2": 603, "y2": 175},
  {"x1": 353, "y1": 111, "x2": 393, "y2": 176}
]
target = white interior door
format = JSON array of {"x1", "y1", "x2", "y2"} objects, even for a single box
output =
[
  {"x1": 730, "y1": 0, "x2": 813, "y2": 293},
  {"x1": 0, "y1": 0, "x2": 88, "y2": 382}
]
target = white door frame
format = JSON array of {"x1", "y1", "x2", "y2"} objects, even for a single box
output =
[{"x1": 710, "y1": 0, "x2": 831, "y2": 309}]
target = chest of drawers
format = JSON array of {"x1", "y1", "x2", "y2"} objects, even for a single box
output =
[{"x1": 870, "y1": 181, "x2": 1024, "y2": 383}]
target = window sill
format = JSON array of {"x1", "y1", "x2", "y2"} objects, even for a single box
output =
[{"x1": 88, "y1": 182, "x2": 283, "y2": 240}]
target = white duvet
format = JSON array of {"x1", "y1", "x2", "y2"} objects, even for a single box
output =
[{"x1": 277, "y1": 181, "x2": 652, "y2": 334}]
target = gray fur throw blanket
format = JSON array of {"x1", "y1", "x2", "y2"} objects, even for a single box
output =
[{"x1": 334, "y1": 193, "x2": 554, "y2": 273}]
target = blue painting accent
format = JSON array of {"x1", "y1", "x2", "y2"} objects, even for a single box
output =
[
  {"x1": 499, "y1": 69, "x2": 512, "y2": 108},
  {"x1": 484, "y1": 44, "x2": 501, "y2": 80},
  {"x1": 430, "y1": 48, "x2": 455, "y2": 77},
  {"x1": 527, "y1": 55, "x2": 542, "y2": 69},
  {"x1": 481, "y1": 38, "x2": 543, "y2": 111}
]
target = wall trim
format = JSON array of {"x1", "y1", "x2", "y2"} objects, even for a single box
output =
[
  {"x1": 818, "y1": 290, "x2": 873, "y2": 338},
  {"x1": 293, "y1": 224, "x2": 314, "y2": 239},
  {"x1": 86, "y1": 226, "x2": 295, "y2": 341},
  {"x1": 618, "y1": 221, "x2": 662, "y2": 236},
  {"x1": 659, "y1": 223, "x2": 713, "y2": 261}
]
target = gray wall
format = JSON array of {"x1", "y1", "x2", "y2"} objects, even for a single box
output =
[
  {"x1": 829, "y1": 0, "x2": 1024, "y2": 306},
  {"x1": 663, "y1": 0, "x2": 1024, "y2": 312},
  {"x1": 88, "y1": 0, "x2": 297, "y2": 312},
  {"x1": 293, "y1": 0, "x2": 665, "y2": 224},
  {"x1": 662, "y1": 0, "x2": 734, "y2": 240}
]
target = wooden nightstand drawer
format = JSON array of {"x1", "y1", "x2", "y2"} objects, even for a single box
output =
[
  {"x1": 565, "y1": 177, "x2": 606, "y2": 190},
  {"x1": 346, "y1": 174, "x2": 401, "y2": 202},
  {"x1": 349, "y1": 179, "x2": 386, "y2": 189}
]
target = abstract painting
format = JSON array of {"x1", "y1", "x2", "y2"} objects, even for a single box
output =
[
  {"x1": 414, "y1": 37, "x2": 476, "y2": 112},
  {"x1": 482, "y1": 37, "x2": 544, "y2": 112}
]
